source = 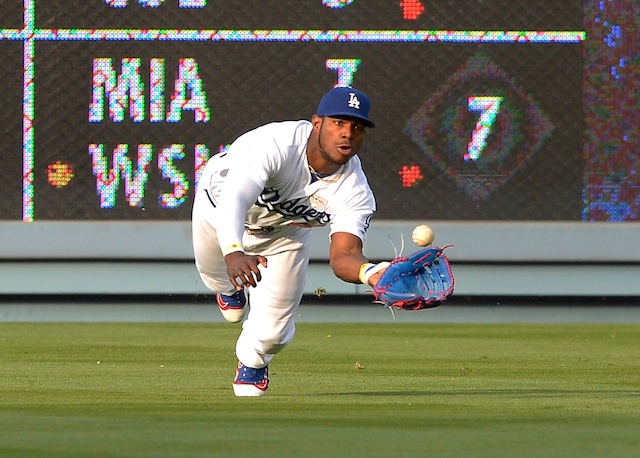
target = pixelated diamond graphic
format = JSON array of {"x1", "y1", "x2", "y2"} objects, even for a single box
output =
[{"x1": 405, "y1": 52, "x2": 554, "y2": 202}]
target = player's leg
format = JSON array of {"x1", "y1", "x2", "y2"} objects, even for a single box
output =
[
  {"x1": 192, "y1": 187, "x2": 247, "y2": 322},
  {"x1": 236, "y1": 238, "x2": 311, "y2": 367},
  {"x1": 233, "y1": 229, "x2": 311, "y2": 395}
]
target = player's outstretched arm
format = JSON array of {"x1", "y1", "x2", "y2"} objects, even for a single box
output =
[{"x1": 328, "y1": 232, "x2": 387, "y2": 285}]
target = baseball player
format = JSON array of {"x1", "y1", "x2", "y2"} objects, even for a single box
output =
[{"x1": 192, "y1": 86, "x2": 388, "y2": 396}]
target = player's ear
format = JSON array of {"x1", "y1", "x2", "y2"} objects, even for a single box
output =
[{"x1": 311, "y1": 114, "x2": 323, "y2": 129}]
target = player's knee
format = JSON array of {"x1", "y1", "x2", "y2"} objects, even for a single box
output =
[
  {"x1": 256, "y1": 325, "x2": 295, "y2": 355},
  {"x1": 258, "y1": 339, "x2": 288, "y2": 355},
  {"x1": 256, "y1": 331, "x2": 292, "y2": 354}
]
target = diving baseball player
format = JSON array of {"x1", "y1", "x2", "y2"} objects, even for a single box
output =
[{"x1": 192, "y1": 86, "x2": 387, "y2": 396}]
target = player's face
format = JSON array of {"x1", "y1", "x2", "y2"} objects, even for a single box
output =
[{"x1": 316, "y1": 116, "x2": 367, "y2": 167}]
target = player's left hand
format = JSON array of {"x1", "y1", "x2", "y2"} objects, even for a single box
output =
[
  {"x1": 367, "y1": 269, "x2": 387, "y2": 286},
  {"x1": 372, "y1": 246, "x2": 454, "y2": 310},
  {"x1": 224, "y1": 252, "x2": 268, "y2": 290}
]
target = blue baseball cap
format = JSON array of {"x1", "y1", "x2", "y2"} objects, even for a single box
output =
[{"x1": 316, "y1": 86, "x2": 375, "y2": 128}]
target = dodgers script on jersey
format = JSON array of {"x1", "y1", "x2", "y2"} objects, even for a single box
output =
[{"x1": 199, "y1": 120, "x2": 375, "y2": 243}]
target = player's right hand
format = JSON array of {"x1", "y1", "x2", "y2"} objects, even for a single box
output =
[{"x1": 224, "y1": 252, "x2": 268, "y2": 290}]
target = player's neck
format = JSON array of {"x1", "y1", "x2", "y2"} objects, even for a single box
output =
[
  {"x1": 308, "y1": 163, "x2": 343, "y2": 184},
  {"x1": 306, "y1": 146, "x2": 341, "y2": 176},
  {"x1": 308, "y1": 159, "x2": 340, "y2": 176}
]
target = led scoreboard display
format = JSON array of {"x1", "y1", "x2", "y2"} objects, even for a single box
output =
[{"x1": 0, "y1": 1, "x2": 636, "y2": 222}]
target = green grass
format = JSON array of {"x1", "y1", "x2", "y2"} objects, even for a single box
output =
[{"x1": 0, "y1": 322, "x2": 639, "y2": 457}]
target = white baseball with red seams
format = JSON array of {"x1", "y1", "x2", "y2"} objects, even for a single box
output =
[{"x1": 412, "y1": 224, "x2": 434, "y2": 246}]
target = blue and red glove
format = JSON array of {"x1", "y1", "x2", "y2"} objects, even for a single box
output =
[{"x1": 372, "y1": 246, "x2": 454, "y2": 311}]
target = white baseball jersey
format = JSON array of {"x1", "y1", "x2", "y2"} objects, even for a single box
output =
[{"x1": 197, "y1": 120, "x2": 375, "y2": 255}]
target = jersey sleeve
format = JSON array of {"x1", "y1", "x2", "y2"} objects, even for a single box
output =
[
  {"x1": 211, "y1": 129, "x2": 280, "y2": 255},
  {"x1": 213, "y1": 175, "x2": 263, "y2": 255},
  {"x1": 328, "y1": 167, "x2": 376, "y2": 242}
]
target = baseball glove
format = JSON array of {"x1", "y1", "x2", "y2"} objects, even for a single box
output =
[{"x1": 372, "y1": 245, "x2": 454, "y2": 311}]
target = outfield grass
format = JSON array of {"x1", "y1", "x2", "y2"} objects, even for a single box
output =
[{"x1": 0, "y1": 322, "x2": 638, "y2": 457}]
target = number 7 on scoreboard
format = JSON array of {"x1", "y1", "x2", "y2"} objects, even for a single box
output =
[{"x1": 465, "y1": 96, "x2": 503, "y2": 162}]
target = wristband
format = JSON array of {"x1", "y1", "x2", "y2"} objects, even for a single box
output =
[
  {"x1": 358, "y1": 261, "x2": 390, "y2": 285},
  {"x1": 222, "y1": 243, "x2": 244, "y2": 257},
  {"x1": 358, "y1": 263, "x2": 375, "y2": 284}
]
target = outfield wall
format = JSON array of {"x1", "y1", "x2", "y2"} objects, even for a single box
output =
[{"x1": 1, "y1": 221, "x2": 639, "y2": 297}]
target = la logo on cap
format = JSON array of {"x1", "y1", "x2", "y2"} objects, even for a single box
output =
[
  {"x1": 316, "y1": 86, "x2": 375, "y2": 127},
  {"x1": 347, "y1": 93, "x2": 360, "y2": 109}
]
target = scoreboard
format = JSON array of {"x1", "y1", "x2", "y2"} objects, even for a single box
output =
[{"x1": 0, "y1": 0, "x2": 636, "y2": 223}]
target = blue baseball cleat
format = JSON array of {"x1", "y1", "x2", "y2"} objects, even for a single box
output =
[
  {"x1": 216, "y1": 290, "x2": 248, "y2": 323},
  {"x1": 233, "y1": 362, "x2": 269, "y2": 397}
]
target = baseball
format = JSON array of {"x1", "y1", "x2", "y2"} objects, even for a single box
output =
[{"x1": 412, "y1": 224, "x2": 434, "y2": 246}]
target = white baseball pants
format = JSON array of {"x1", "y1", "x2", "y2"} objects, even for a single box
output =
[{"x1": 193, "y1": 192, "x2": 312, "y2": 369}]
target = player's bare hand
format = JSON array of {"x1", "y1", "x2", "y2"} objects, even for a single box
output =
[{"x1": 224, "y1": 252, "x2": 268, "y2": 290}]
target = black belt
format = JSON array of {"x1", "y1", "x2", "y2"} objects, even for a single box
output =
[{"x1": 245, "y1": 226, "x2": 275, "y2": 236}]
